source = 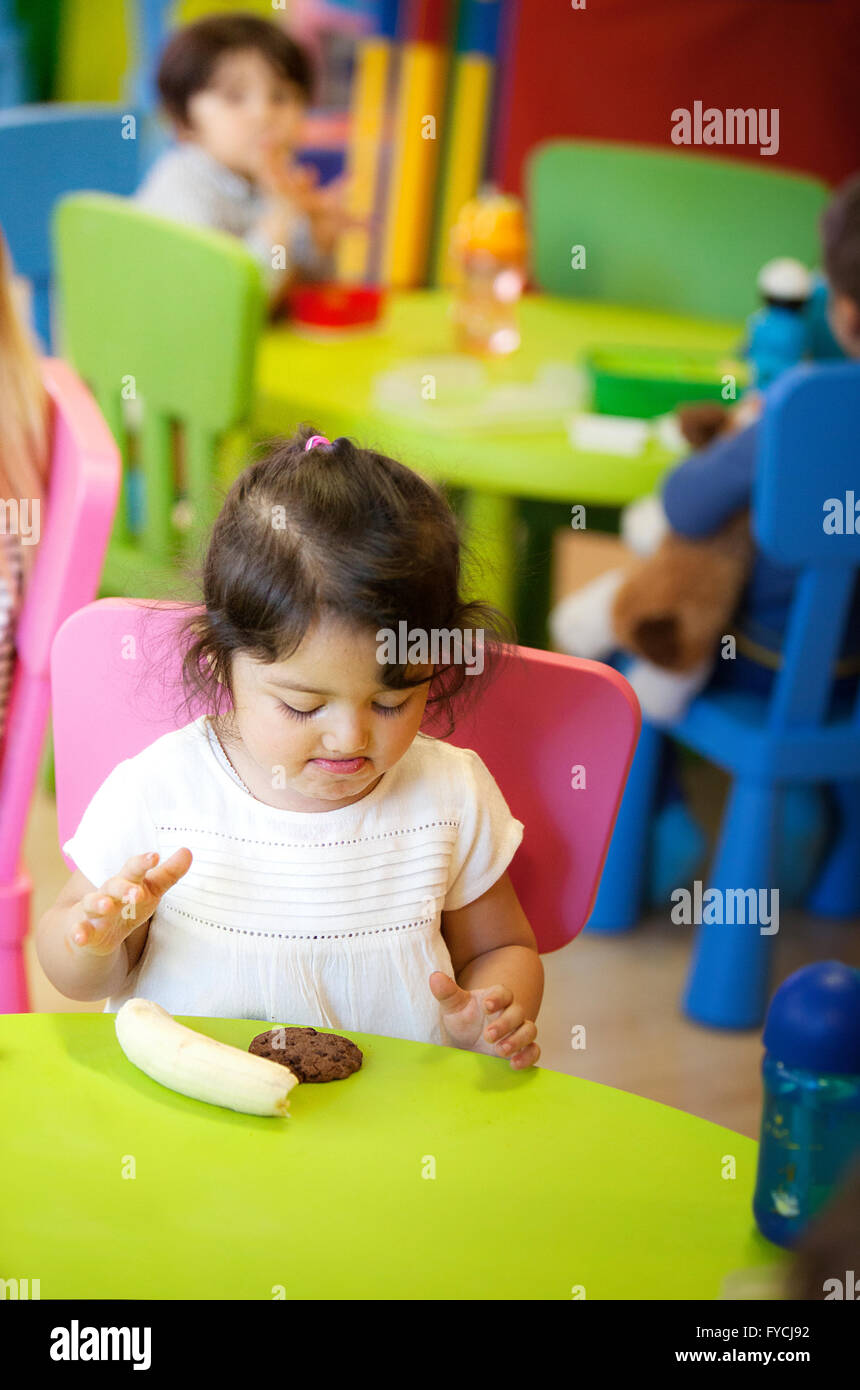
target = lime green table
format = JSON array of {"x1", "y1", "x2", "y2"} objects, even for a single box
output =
[
  {"x1": 254, "y1": 291, "x2": 743, "y2": 623},
  {"x1": 0, "y1": 1012, "x2": 788, "y2": 1300}
]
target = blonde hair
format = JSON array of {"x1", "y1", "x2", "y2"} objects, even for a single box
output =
[{"x1": 0, "y1": 226, "x2": 50, "y2": 593}]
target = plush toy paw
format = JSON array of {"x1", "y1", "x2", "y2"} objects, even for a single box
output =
[
  {"x1": 549, "y1": 568, "x2": 626, "y2": 659},
  {"x1": 620, "y1": 494, "x2": 671, "y2": 557},
  {"x1": 626, "y1": 656, "x2": 713, "y2": 724},
  {"x1": 675, "y1": 402, "x2": 733, "y2": 449}
]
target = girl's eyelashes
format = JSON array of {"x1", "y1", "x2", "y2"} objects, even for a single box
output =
[
  {"x1": 279, "y1": 702, "x2": 318, "y2": 721},
  {"x1": 374, "y1": 697, "x2": 412, "y2": 718},
  {"x1": 278, "y1": 697, "x2": 412, "y2": 721}
]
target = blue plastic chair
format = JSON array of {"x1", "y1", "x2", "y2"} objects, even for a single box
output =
[
  {"x1": 0, "y1": 0, "x2": 27, "y2": 106},
  {"x1": 127, "y1": 0, "x2": 175, "y2": 113},
  {"x1": 586, "y1": 362, "x2": 860, "y2": 1030},
  {"x1": 0, "y1": 104, "x2": 141, "y2": 349}
]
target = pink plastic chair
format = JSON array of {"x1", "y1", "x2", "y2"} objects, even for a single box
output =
[
  {"x1": 51, "y1": 599, "x2": 640, "y2": 954},
  {"x1": 0, "y1": 358, "x2": 120, "y2": 1012}
]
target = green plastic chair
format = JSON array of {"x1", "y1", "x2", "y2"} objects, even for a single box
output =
[
  {"x1": 52, "y1": 192, "x2": 265, "y2": 599},
  {"x1": 518, "y1": 139, "x2": 830, "y2": 646},
  {"x1": 37, "y1": 192, "x2": 264, "y2": 797},
  {"x1": 526, "y1": 139, "x2": 830, "y2": 320}
]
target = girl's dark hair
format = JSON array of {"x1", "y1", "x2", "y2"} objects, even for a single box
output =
[
  {"x1": 133, "y1": 427, "x2": 515, "y2": 741},
  {"x1": 157, "y1": 13, "x2": 314, "y2": 127},
  {"x1": 821, "y1": 172, "x2": 860, "y2": 307}
]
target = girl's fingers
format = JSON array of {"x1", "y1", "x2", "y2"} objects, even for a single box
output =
[
  {"x1": 483, "y1": 985, "x2": 513, "y2": 1017},
  {"x1": 495, "y1": 1019, "x2": 537, "y2": 1055},
  {"x1": 73, "y1": 851, "x2": 190, "y2": 954},
  {"x1": 70, "y1": 911, "x2": 117, "y2": 949},
  {"x1": 509, "y1": 1042, "x2": 540, "y2": 1069},
  {"x1": 484, "y1": 1001, "x2": 522, "y2": 1042},
  {"x1": 73, "y1": 890, "x2": 122, "y2": 948},
  {"x1": 428, "y1": 971, "x2": 478, "y2": 1017},
  {"x1": 139, "y1": 847, "x2": 192, "y2": 897},
  {"x1": 99, "y1": 853, "x2": 160, "y2": 903},
  {"x1": 80, "y1": 891, "x2": 116, "y2": 920},
  {"x1": 90, "y1": 883, "x2": 144, "y2": 920},
  {"x1": 101, "y1": 850, "x2": 189, "y2": 909}
]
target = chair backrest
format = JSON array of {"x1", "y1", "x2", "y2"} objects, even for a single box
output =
[
  {"x1": 751, "y1": 361, "x2": 860, "y2": 732},
  {"x1": 127, "y1": 0, "x2": 175, "y2": 112},
  {"x1": 526, "y1": 139, "x2": 829, "y2": 320},
  {"x1": 51, "y1": 599, "x2": 640, "y2": 952},
  {"x1": 0, "y1": 0, "x2": 28, "y2": 106},
  {"x1": 53, "y1": 192, "x2": 265, "y2": 569},
  {"x1": 0, "y1": 105, "x2": 140, "y2": 348},
  {"x1": 0, "y1": 359, "x2": 120, "y2": 879}
]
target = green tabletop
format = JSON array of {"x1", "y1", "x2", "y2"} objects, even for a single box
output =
[
  {"x1": 0, "y1": 1012, "x2": 788, "y2": 1300},
  {"x1": 255, "y1": 290, "x2": 744, "y2": 507}
]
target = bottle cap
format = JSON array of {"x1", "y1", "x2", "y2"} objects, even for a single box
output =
[
  {"x1": 756, "y1": 257, "x2": 812, "y2": 302},
  {"x1": 763, "y1": 961, "x2": 860, "y2": 1073},
  {"x1": 450, "y1": 192, "x2": 528, "y2": 262}
]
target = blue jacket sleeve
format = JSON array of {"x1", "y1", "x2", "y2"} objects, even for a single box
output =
[{"x1": 661, "y1": 422, "x2": 760, "y2": 539}]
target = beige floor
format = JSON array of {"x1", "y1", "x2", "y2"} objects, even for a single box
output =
[{"x1": 22, "y1": 761, "x2": 860, "y2": 1142}]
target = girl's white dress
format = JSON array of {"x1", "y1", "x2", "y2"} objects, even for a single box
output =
[{"x1": 62, "y1": 716, "x2": 524, "y2": 1047}]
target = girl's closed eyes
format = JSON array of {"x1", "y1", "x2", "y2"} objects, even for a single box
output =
[{"x1": 278, "y1": 696, "x2": 414, "y2": 721}]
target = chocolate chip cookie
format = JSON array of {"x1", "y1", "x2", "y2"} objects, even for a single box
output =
[{"x1": 248, "y1": 1026, "x2": 363, "y2": 1082}]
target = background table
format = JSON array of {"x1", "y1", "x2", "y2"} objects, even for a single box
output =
[
  {"x1": 254, "y1": 291, "x2": 743, "y2": 630},
  {"x1": 1, "y1": 1012, "x2": 789, "y2": 1300}
]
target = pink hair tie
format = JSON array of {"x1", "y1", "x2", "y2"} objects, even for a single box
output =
[{"x1": 305, "y1": 434, "x2": 330, "y2": 451}]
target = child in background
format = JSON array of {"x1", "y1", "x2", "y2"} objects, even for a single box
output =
[
  {"x1": 551, "y1": 173, "x2": 860, "y2": 902},
  {"x1": 135, "y1": 12, "x2": 353, "y2": 307},
  {"x1": 655, "y1": 173, "x2": 860, "y2": 708},
  {"x1": 0, "y1": 228, "x2": 50, "y2": 753},
  {"x1": 36, "y1": 430, "x2": 543, "y2": 1067},
  {"x1": 553, "y1": 172, "x2": 860, "y2": 719}
]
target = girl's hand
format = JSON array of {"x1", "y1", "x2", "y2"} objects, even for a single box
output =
[
  {"x1": 429, "y1": 971, "x2": 540, "y2": 1068},
  {"x1": 68, "y1": 850, "x2": 192, "y2": 957}
]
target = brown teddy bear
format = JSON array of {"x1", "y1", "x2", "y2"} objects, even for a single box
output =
[
  {"x1": 550, "y1": 400, "x2": 758, "y2": 720},
  {"x1": 612, "y1": 403, "x2": 753, "y2": 673}
]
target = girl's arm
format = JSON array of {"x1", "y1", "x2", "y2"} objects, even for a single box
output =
[
  {"x1": 36, "y1": 850, "x2": 191, "y2": 1002},
  {"x1": 36, "y1": 869, "x2": 143, "y2": 1002},
  {"x1": 441, "y1": 872, "x2": 544, "y2": 1024}
]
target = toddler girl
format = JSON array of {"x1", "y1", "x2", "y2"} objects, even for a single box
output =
[{"x1": 37, "y1": 430, "x2": 543, "y2": 1067}]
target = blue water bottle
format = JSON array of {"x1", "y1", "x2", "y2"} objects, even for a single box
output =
[{"x1": 753, "y1": 961, "x2": 860, "y2": 1248}]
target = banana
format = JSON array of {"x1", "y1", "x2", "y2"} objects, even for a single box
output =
[{"x1": 115, "y1": 998, "x2": 299, "y2": 1117}]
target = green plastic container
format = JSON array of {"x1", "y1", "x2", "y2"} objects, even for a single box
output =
[{"x1": 586, "y1": 344, "x2": 749, "y2": 418}]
